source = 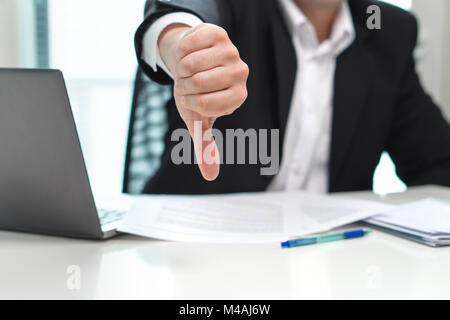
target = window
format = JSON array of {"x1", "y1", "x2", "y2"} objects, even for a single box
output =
[
  {"x1": 33, "y1": 0, "x2": 50, "y2": 68},
  {"x1": 372, "y1": 0, "x2": 412, "y2": 195},
  {"x1": 382, "y1": 0, "x2": 412, "y2": 10},
  {"x1": 46, "y1": 0, "x2": 147, "y2": 196}
]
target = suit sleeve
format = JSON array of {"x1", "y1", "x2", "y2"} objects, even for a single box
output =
[
  {"x1": 135, "y1": 0, "x2": 233, "y2": 84},
  {"x1": 387, "y1": 16, "x2": 450, "y2": 187}
]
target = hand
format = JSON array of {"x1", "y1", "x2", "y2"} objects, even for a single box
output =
[{"x1": 158, "y1": 23, "x2": 249, "y2": 181}]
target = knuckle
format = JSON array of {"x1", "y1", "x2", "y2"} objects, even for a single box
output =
[
  {"x1": 233, "y1": 64, "x2": 249, "y2": 80},
  {"x1": 242, "y1": 62, "x2": 250, "y2": 78},
  {"x1": 191, "y1": 74, "x2": 203, "y2": 91},
  {"x1": 227, "y1": 45, "x2": 240, "y2": 60},
  {"x1": 189, "y1": 32, "x2": 201, "y2": 46},
  {"x1": 181, "y1": 57, "x2": 193, "y2": 74},
  {"x1": 227, "y1": 87, "x2": 247, "y2": 113},
  {"x1": 243, "y1": 88, "x2": 248, "y2": 101},
  {"x1": 178, "y1": 39, "x2": 191, "y2": 56},
  {"x1": 237, "y1": 86, "x2": 248, "y2": 103},
  {"x1": 213, "y1": 26, "x2": 228, "y2": 41}
]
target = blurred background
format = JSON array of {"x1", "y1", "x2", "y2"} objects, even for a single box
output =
[{"x1": 0, "y1": 0, "x2": 449, "y2": 196}]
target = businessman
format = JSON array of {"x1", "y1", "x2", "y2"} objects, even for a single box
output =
[{"x1": 134, "y1": 0, "x2": 450, "y2": 194}]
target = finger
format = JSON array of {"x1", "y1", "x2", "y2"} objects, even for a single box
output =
[
  {"x1": 175, "y1": 24, "x2": 228, "y2": 62},
  {"x1": 177, "y1": 23, "x2": 210, "y2": 45},
  {"x1": 181, "y1": 86, "x2": 247, "y2": 117},
  {"x1": 185, "y1": 119, "x2": 220, "y2": 181},
  {"x1": 176, "y1": 67, "x2": 233, "y2": 95},
  {"x1": 177, "y1": 63, "x2": 249, "y2": 95},
  {"x1": 183, "y1": 23, "x2": 210, "y2": 36},
  {"x1": 176, "y1": 45, "x2": 239, "y2": 78}
]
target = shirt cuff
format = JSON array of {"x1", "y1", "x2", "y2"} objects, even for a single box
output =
[{"x1": 142, "y1": 12, "x2": 204, "y2": 79}]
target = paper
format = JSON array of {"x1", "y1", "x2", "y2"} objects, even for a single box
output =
[
  {"x1": 366, "y1": 198, "x2": 450, "y2": 246},
  {"x1": 118, "y1": 191, "x2": 393, "y2": 243},
  {"x1": 368, "y1": 198, "x2": 450, "y2": 235}
]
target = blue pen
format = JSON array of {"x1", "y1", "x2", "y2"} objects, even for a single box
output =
[{"x1": 281, "y1": 229, "x2": 371, "y2": 248}]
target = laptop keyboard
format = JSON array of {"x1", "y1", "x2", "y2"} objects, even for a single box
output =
[{"x1": 98, "y1": 208, "x2": 127, "y2": 225}]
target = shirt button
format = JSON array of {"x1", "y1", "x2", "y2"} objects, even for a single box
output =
[{"x1": 294, "y1": 167, "x2": 303, "y2": 176}]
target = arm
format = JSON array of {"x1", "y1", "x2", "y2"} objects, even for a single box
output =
[
  {"x1": 135, "y1": 0, "x2": 249, "y2": 181},
  {"x1": 135, "y1": 0, "x2": 233, "y2": 84},
  {"x1": 142, "y1": 12, "x2": 204, "y2": 78},
  {"x1": 387, "y1": 18, "x2": 450, "y2": 187}
]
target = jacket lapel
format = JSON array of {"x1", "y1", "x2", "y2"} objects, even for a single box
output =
[
  {"x1": 267, "y1": 0, "x2": 375, "y2": 188},
  {"x1": 269, "y1": 12, "x2": 297, "y2": 145},
  {"x1": 329, "y1": 1, "x2": 375, "y2": 189}
]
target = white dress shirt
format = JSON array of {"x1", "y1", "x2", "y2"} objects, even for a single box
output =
[
  {"x1": 142, "y1": 0, "x2": 355, "y2": 194},
  {"x1": 268, "y1": 0, "x2": 355, "y2": 193}
]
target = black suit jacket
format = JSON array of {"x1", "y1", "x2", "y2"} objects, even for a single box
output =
[{"x1": 134, "y1": 0, "x2": 450, "y2": 194}]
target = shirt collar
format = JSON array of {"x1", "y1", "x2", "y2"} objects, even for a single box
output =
[
  {"x1": 278, "y1": 0, "x2": 355, "y2": 56},
  {"x1": 330, "y1": 1, "x2": 356, "y2": 55},
  {"x1": 278, "y1": 0, "x2": 308, "y2": 35}
]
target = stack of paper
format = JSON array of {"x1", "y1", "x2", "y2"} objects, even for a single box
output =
[
  {"x1": 366, "y1": 198, "x2": 450, "y2": 247},
  {"x1": 118, "y1": 191, "x2": 392, "y2": 243}
]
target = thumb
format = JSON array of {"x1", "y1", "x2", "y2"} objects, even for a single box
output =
[{"x1": 186, "y1": 118, "x2": 220, "y2": 181}]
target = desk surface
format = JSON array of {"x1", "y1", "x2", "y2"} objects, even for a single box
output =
[{"x1": 1, "y1": 185, "x2": 449, "y2": 300}]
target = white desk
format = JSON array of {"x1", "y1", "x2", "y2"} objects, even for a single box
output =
[{"x1": 1, "y1": 185, "x2": 449, "y2": 300}]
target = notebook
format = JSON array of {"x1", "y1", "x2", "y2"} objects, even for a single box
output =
[{"x1": 365, "y1": 198, "x2": 450, "y2": 247}]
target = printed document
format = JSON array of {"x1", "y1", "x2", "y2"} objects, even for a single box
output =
[
  {"x1": 118, "y1": 191, "x2": 392, "y2": 243},
  {"x1": 366, "y1": 198, "x2": 450, "y2": 246}
]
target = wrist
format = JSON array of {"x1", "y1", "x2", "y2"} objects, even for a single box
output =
[{"x1": 158, "y1": 24, "x2": 191, "y2": 76}]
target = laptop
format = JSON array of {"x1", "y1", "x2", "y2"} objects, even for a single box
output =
[{"x1": 0, "y1": 69, "x2": 134, "y2": 239}]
